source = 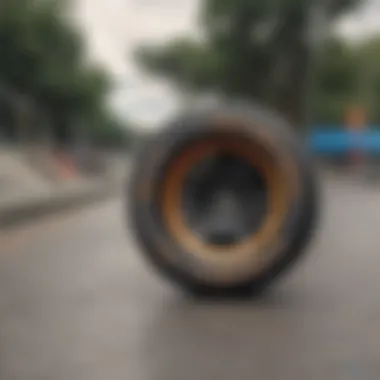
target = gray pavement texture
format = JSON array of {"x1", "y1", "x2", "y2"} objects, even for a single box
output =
[{"x1": 1, "y1": 176, "x2": 380, "y2": 380}]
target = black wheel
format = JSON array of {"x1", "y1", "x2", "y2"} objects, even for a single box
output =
[{"x1": 126, "y1": 102, "x2": 319, "y2": 296}]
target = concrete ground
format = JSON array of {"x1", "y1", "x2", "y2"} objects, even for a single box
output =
[{"x1": 1, "y1": 175, "x2": 380, "y2": 380}]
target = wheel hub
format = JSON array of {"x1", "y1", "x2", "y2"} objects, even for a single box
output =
[{"x1": 181, "y1": 153, "x2": 268, "y2": 248}]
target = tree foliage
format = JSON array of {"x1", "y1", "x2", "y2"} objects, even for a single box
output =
[
  {"x1": 0, "y1": 0, "x2": 131, "y2": 147},
  {"x1": 136, "y1": 0, "x2": 364, "y2": 128}
]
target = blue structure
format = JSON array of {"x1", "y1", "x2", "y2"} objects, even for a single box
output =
[{"x1": 307, "y1": 127, "x2": 380, "y2": 157}]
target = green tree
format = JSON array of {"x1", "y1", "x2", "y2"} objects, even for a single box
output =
[
  {"x1": 312, "y1": 34, "x2": 380, "y2": 126},
  {"x1": 354, "y1": 36, "x2": 380, "y2": 125},
  {"x1": 0, "y1": 0, "x2": 131, "y2": 147},
  {"x1": 136, "y1": 0, "x2": 363, "y2": 128},
  {"x1": 313, "y1": 36, "x2": 358, "y2": 124}
]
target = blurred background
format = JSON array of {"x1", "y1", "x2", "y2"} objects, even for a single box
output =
[
  {"x1": 1, "y1": 0, "x2": 380, "y2": 201},
  {"x1": 2, "y1": 0, "x2": 380, "y2": 379}
]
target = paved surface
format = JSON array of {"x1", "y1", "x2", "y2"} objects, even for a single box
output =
[{"x1": 1, "y1": 176, "x2": 380, "y2": 380}]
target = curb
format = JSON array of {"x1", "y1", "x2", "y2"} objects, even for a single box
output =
[{"x1": 0, "y1": 177, "x2": 124, "y2": 230}]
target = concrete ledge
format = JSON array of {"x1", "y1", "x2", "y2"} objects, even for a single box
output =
[{"x1": 0, "y1": 177, "x2": 124, "y2": 230}]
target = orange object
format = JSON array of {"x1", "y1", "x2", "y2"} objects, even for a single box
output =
[
  {"x1": 345, "y1": 106, "x2": 367, "y2": 165},
  {"x1": 56, "y1": 153, "x2": 79, "y2": 180},
  {"x1": 346, "y1": 106, "x2": 366, "y2": 130}
]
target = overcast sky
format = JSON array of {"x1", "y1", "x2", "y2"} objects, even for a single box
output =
[{"x1": 72, "y1": 0, "x2": 380, "y2": 129}]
